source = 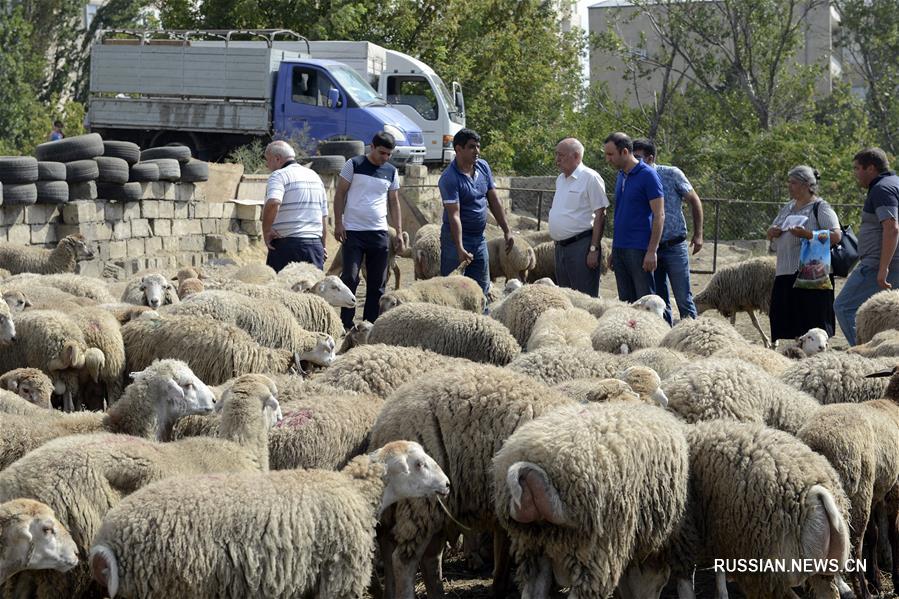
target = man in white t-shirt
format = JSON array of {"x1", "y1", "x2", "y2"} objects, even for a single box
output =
[
  {"x1": 262, "y1": 140, "x2": 328, "y2": 272},
  {"x1": 333, "y1": 131, "x2": 405, "y2": 329},
  {"x1": 548, "y1": 137, "x2": 609, "y2": 297}
]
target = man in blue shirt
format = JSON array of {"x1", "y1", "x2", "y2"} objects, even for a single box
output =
[
  {"x1": 603, "y1": 132, "x2": 665, "y2": 302},
  {"x1": 438, "y1": 128, "x2": 513, "y2": 295},
  {"x1": 632, "y1": 139, "x2": 704, "y2": 324},
  {"x1": 834, "y1": 147, "x2": 899, "y2": 345}
]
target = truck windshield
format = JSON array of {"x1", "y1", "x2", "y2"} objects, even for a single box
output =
[
  {"x1": 331, "y1": 66, "x2": 386, "y2": 107},
  {"x1": 436, "y1": 77, "x2": 464, "y2": 125}
]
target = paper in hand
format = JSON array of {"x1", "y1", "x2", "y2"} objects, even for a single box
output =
[{"x1": 780, "y1": 215, "x2": 808, "y2": 229}]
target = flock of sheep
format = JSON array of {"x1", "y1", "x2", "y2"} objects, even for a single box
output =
[{"x1": 0, "y1": 226, "x2": 898, "y2": 599}]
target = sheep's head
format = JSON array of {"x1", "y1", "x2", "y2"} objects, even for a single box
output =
[
  {"x1": 0, "y1": 312, "x2": 15, "y2": 344},
  {"x1": 581, "y1": 379, "x2": 640, "y2": 404},
  {"x1": 177, "y1": 278, "x2": 204, "y2": 299},
  {"x1": 371, "y1": 441, "x2": 450, "y2": 513},
  {"x1": 62, "y1": 235, "x2": 95, "y2": 261},
  {"x1": 533, "y1": 277, "x2": 556, "y2": 286},
  {"x1": 0, "y1": 499, "x2": 78, "y2": 582},
  {"x1": 503, "y1": 279, "x2": 524, "y2": 296},
  {"x1": 339, "y1": 321, "x2": 373, "y2": 354},
  {"x1": 138, "y1": 274, "x2": 174, "y2": 308},
  {"x1": 617, "y1": 365, "x2": 667, "y2": 407},
  {"x1": 798, "y1": 327, "x2": 828, "y2": 356},
  {"x1": 307, "y1": 276, "x2": 355, "y2": 308},
  {"x1": 0, "y1": 369, "x2": 53, "y2": 408},
  {"x1": 219, "y1": 374, "x2": 282, "y2": 428},
  {"x1": 131, "y1": 361, "x2": 215, "y2": 434},
  {"x1": 378, "y1": 293, "x2": 401, "y2": 314},
  {"x1": 2, "y1": 291, "x2": 31, "y2": 313},
  {"x1": 633, "y1": 294, "x2": 667, "y2": 321},
  {"x1": 295, "y1": 333, "x2": 336, "y2": 369}
]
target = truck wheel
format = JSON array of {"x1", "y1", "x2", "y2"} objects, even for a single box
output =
[
  {"x1": 3, "y1": 183, "x2": 37, "y2": 205},
  {"x1": 179, "y1": 159, "x2": 209, "y2": 182},
  {"x1": 65, "y1": 160, "x2": 100, "y2": 183},
  {"x1": 37, "y1": 161, "x2": 66, "y2": 181},
  {"x1": 140, "y1": 158, "x2": 181, "y2": 181},
  {"x1": 35, "y1": 133, "x2": 104, "y2": 162},
  {"x1": 140, "y1": 145, "x2": 192, "y2": 164},
  {"x1": 94, "y1": 156, "x2": 130, "y2": 184},
  {"x1": 129, "y1": 163, "x2": 160, "y2": 182},
  {"x1": 0, "y1": 157, "x2": 39, "y2": 183},
  {"x1": 309, "y1": 155, "x2": 346, "y2": 176},
  {"x1": 318, "y1": 140, "x2": 365, "y2": 160},
  {"x1": 98, "y1": 182, "x2": 143, "y2": 202},
  {"x1": 35, "y1": 181, "x2": 69, "y2": 204},
  {"x1": 103, "y1": 141, "x2": 141, "y2": 165}
]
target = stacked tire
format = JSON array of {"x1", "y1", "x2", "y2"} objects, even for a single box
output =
[
  {"x1": 95, "y1": 140, "x2": 140, "y2": 201},
  {"x1": 35, "y1": 133, "x2": 104, "y2": 201},
  {"x1": 0, "y1": 156, "x2": 39, "y2": 205},
  {"x1": 138, "y1": 145, "x2": 209, "y2": 183},
  {"x1": 35, "y1": 161, "x2": 68, "y2": 204}
]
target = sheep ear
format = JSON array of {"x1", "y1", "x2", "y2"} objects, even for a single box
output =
[
  {"x1": 163, "y1": 378, "x2": 185, "y2": 403},
  {"x1": 6, "y1": 379, "x2": 18, "y2": 392},
  {"x1": 506, "y1": 462, "x2": 569, "y2": 526},
  {"x1": 23, "y1": 299, "x2": 32, "y2": 308}
]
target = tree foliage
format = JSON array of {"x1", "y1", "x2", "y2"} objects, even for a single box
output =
[{"x1": 0, "y1": 7, "x2": 50, "y2": 154}]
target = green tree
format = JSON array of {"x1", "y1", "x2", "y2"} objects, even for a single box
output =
[{"x1": 0, "y1": 6, "x2": 50, "y2": 154}]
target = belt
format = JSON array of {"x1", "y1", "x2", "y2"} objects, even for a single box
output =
[
  {"x1": 658, "y1": 235, "x2": 686, "y2": 250},
  {"x1": 556, "y1": 229, "x2": 593, "y2": 247}
]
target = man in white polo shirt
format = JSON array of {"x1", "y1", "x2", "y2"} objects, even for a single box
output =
[
  {"x1": 333, "y1": 131, "x2": 405, "y2": 329},
  {"x1": 548, "y1": 137, "x2": 609, "y2": 297},
  {"x1": 262, "y1": 140, "x2": 328, "y2": 272}
]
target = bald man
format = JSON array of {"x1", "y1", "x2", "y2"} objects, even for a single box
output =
[{"x1": 547, "y1": 138, "x2": 609, "y2": 297}]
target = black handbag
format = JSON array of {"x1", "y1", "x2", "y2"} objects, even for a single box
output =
[{"x1": 813, "y1": 202, "x2": 859, "y2": 277}]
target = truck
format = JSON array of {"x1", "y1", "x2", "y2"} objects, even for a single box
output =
[{"x1": 86, "y1": 29, "x2": 427, "y2": 167}]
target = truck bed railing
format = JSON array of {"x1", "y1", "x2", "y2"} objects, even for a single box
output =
[{"x1": 97, "y1": 28, "x2": 309, "y2": 53}]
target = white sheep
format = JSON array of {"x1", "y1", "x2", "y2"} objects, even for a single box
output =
[
  {"x1": 632, "y1": 293, "x2": 667, "y2": 320},
  {"x1": 378, "y1": 275, "x2": 486, "y2": 314},
  {"x1": 0, "y1": 296, "x2": 15, "y2": 344},
  {"x1": 502, "y1": 278, "x2": 524, "y2": 295},
  {"x1": 0, "y1": 235, "x2": 94, "y2": 275},
  {"x1": 0, "y1": 368, "x2": 53, "y2": 408},
  {"x1": 693, "y1": 256, "x2": 776, "y2": 347},
  {"x1": 412, "y1": 223, "x2": 441, "y2": 280},
  {"x1": 659, "y1": 315, "x2": 749, "y2": 357},
  {"x1": 620, "y1": 346, "x2": 688, "y2": 380},
  {"x1": 487, "y1": 234, "x2": 536, "y2": 282},
  {"x1": 507, "y1": 345, "x2": 627, "y2": 386},
  {"x1": 525, "y1": 306, "x2": 597, "y2": 352},
  {"x1": 232, "y1": 262, "x2": 277, "y2": 284},
  {"x1": 712, "y1": 343, "x2": 796, "y2": 376},
  {"x1": 0, "y1": 499, "x2": 78, "y2": 582},
  {"x1": 491, "y1": 283, "x2": 573, "y2": 346},
  {"x1": 119, "y1": 273, "x2": 179, "y2": 308},
  {"x1": 2, "y1": 289, "x2": 30, "y2": 312},
  {"x1": 850, "y1": 328, "x2": 899, "y2": 359},
  {"x1": 368, "y1": 302, "x2": 520, "y2": 365},
  {"x1": 775, "y1": 326, "x2": 830, "y2": 358},
  {"x1": 3, "y1": 273, "x2": 114, "y2": 303},
  {"x1": 855, "y1": 289, "x2": 899, "y2": 345},
  {"x1": 590, "y1": 305, "x2": 670, "y2": 354},
  {"x1": 780, "y1": 351, "x2": 893, "y2": 405},
  {"x1": 89, "y1": 441, "x2": 450, "y2": 598},
  {"x1": 493, "y1": 401, "x2": 689, "y2": 598}
]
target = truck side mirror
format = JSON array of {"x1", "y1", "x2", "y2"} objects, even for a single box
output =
[
  {"x1": 328, "y1": 88, "x2": 340, "y2": 109},
  {"x1": 453, "y1": 82, "x2": 465, "y2": 115}
]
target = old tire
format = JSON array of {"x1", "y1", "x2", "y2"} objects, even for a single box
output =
[
  {"x1": 35, "y1": 181, "x2": 69, "y2": 204},
  {"x1": 0, "y1": 157, "x2": 39, "y2": 183},
  {"x1": 318, "y1": 140, "x2": 364, "y2": 160},
  {"x1": 140, "y1": 158, "x2": 180, "y2": 181},
  {"x1": 129, "y1": 162, "x2": 160, "y2": 182},
  {"x1": 98, "y1": 182, "x2": 142, "y2": 202},
  {"x1": 34, "y1": 133, "x2": 104, "y2": 162},
  {"x1": 94, "y1": 156, "x2": 130, "y2": 184},
  {"x1": 65, "y1": 160, "x2": 100, "y2": 183},
  {"x1": 309, "y1": 155, "x2": 346, "y2": 176},
  {"x1": 37, "y1": 161, "x2": 66, "y2": 181},
  {"x1": 140, "y1": 145, "x2": 191, "y2": 164},
  {"x1": 3, "y1": 183, "x2": 37, "y2": 205},
  {"x1": 179, "y1": 159, "x2": 209, "y2": 182},
  {"x1": 102, "y1": 140, "x2": 140, "y2": 165}
]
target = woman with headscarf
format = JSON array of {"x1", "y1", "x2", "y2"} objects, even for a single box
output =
[{"x1": 766, "y1": 165, "x2": 842, "y2": 342}]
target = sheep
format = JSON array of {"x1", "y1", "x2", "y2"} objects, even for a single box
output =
[
  {"x1": 337, "y1": 320, "x2": 372, "y2": 354},
  {"x1": 0, "y1": 268, "x2": 8, "y2": 280},
  {"x1": 378, "y1": 275, "x2": 485, "y2": 314},
  {"x1": 632, "y1": 293, "x2": 667, "y2": 320},
  {"x1": 0, "y1": 298, "x2": 15, "y2": 344},
  {"x1": 0, "y1": 375, "x2": 279, "y2": 598},
  {"x1": 0, "y1": 235, "x2": 94, "y2": 275},
  {"x1": 163, "y1": 289, "x2": 336, "y2": 354},
  {"x1": 526, "y1": 241, "x2": 555, "y2": 282},
  {"x1": 617, "y1": 364, "x2": 668, "y2": 406},
  {"x1": 491, "y1": 283, "x2": 573, "y2": 347},
  {"x1": 3, "y1": 273, "x2": 114, "y2": 303},
  {"x1": 95, "y1": 303, "x2": 155, "y2": 325},
  {"x1": 526, "y1": 306, "x2": 597, "y2": 352},
  {"x1": 274, "y1": 262, "x2": 360, "y2": 308},
  {"x1": 507, "y1": 345, "x2": 627, "y2": 386},
  {"x1": 0, "y1": 389, "x2": 50, "y2": 416},
  {"x1": 797, "y1": 365, "x2": 899, "y2": 599},
  {"x1": 493, "y1": 401, "x2": 689, "y2": 598},
  {"x1": 0, "y1": 499, "x2": 78, "y2": 582},
  {"x1": 658, "y1": 315, "x2": 749, "y2": 357},
  {"x1": 552, "y1": 377, "x2": 641, "y2": 404},
  {"x1": 590, "y1": 305, "x2": 670, "y2": 354},
  {"x1": 176, "y1": 277, "x2": 204, "y2": 298},
  {"x1": 487, "y1": 234, "x2": 536, "y2": 282},
  {"x1": 711, "y1": 344, "x2": 795, "y2": 376},
  {"x1": 371, "y1": 365, "x2": 574, "y2": 599},
  {"x1": 620, "y1": 346, "x2": 688, "y2": 379},
  {"x1": 327, "y1": 227, "x2": 412, "y2": 290},
  {"x1": 121, "y1": 314, "x2": 334, "y2": 385},
  {"x1": 232, "y1": 262, "x2": 277, "y2": 284},
  {"x1": 68, "y1": 306, "x2": 126, "y2": 406},
  {"x1": 368, "y1": 302, "x2": 519, "y2": 365},
  {"x1": 780, "y1": 351, "x2": 893, "y2": 405},
  {"x1": 275, "y1": 259, "x2": 325, "y2": 288},
  {"x1": 89, "y1": 441, "x2": 450, "y2": 599},
  {"x1": 850, "y1": 328, "x2": 899, "y2": 358},
  {"x1": 119, "y1": 273, "x2": 179, "y2": 308},
  {"x1": 314, "y1": 343, "x2": 470, "y2": 397},
  {"x1": 2, "y1": 289, "x2": 30, "y2": 312},
  {"x1": 0, "y1": 368, "x2": 52, "y2": 408},
  {"x1": 412, "y1": 223, "x2": 441, "y2": 280},
  {"x1": 693, "y1": 256, "x2": 776, "y2": 347},
  {"x1": 855, "y1": 289, "x2": 899, "y2": 345},
  {"x1": 660, "y1": 421, "x2": 851, "y2": 599},
  {"x1": 503, "y1": 278, "x2": 523, "y2": 296},
  {"x1": 662, "y1": 357, "x2": 822, "y2": 435},
  {"x1": 775, "y1": 326, "x2": 830, "y2": 359}
]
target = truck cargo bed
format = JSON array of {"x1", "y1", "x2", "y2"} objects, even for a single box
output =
[{"x1": 88, "y1": 97, "x2": 271, "y2": 134}]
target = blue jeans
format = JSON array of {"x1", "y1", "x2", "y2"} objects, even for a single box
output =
[
  {"x1": 612, "y1": 248, "x2": 655, "y2": 302},
  {"x1": 266, "y1": 236, "x2": 324, "y2": 272},
  {"x1": 554, "y1": 234, "x2": 601, "y2": 298},
  {"x1": 339, "y1": 230, "x2": 389, "y2": 330},
  {"x1": 440, "y1": 231, "x2": 490, "y2": 295},
  {"x1": 834, "y1": 263, "x2": 899, "y2": 345},
  {"x1": 653, "y1": 240, "x2": 697, "y2": 324}
]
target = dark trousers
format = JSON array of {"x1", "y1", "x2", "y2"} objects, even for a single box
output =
[
  {"x1": 440, "y1": 231, "x2": 491, "y2": 296},
  {"x1": 266, "y1": 236, "x2": 324, "y2": 272},
  {"x1": 554, "y1": 233, "x2": 601, "y2": 297},
  {"x1": 339, "y1": 230, "x2": 389, "y2": 330},
  {"x1": 769, "y1": 272, "x2": 835, "y2": 342},
  {"x1": 612, "y1": 247, "x2": 655, "y2": 302}
]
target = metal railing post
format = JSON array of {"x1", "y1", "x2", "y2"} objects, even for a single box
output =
[{"x1": 537, "y1": 191, "x2": 543, "y2": 231}]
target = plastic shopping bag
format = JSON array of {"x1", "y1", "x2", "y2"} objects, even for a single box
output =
[{"x1": 794, "y1": 230, "x2": 833, "y2": 290}]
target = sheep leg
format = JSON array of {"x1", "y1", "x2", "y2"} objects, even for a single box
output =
[
  {"x1": 393, "y1": 263, "x2": 401, "y2": 291},
  {"x1": 62, "y1": 389, "x2": 74, "y2": 413},
  {"x1": 492, "y1": 527, "x2": 513, "y2": 598},
  {"x1": 746, "y1": 310, "x2": 771, "y2": 348},
  {"x1": 887, "y1": 490, "x2": 899, "y2": 590},
  {"x1": 393, "y1": 534, "x2": 438, "y2": 599},
  {"x1": 375, "y1": 519, "x2": 396, "y2": 599},
  {"x1": 714, "y1": 570, "x2": 729, "y2": 599},
  {"x1": 853, "y1": 514, "x2": 876, "y2": 599},
  {"x1": 676, "y1": 576, "x2": 696, "y2": 599},
  {"x1": 520, "y1": 556, "x2": 553, "y2": 599},
  {"x1": 864, "y1": 504, "x2": 883, "y2": 595},
  {"x1": 833, "y1": 574, "x2": 855, "y2": 599},
  {"x1": 421, "y1": 531, "x2": 447, "y2": 599}
]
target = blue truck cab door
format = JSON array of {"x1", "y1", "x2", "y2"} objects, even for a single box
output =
[{"x1": 275, "y1": 63, "x2": 346, "y2": 144}]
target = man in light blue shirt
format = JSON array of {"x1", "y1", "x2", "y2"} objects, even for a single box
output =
[{"x1": 632, "y1": 139, "x2": 704, "y2": 324}]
